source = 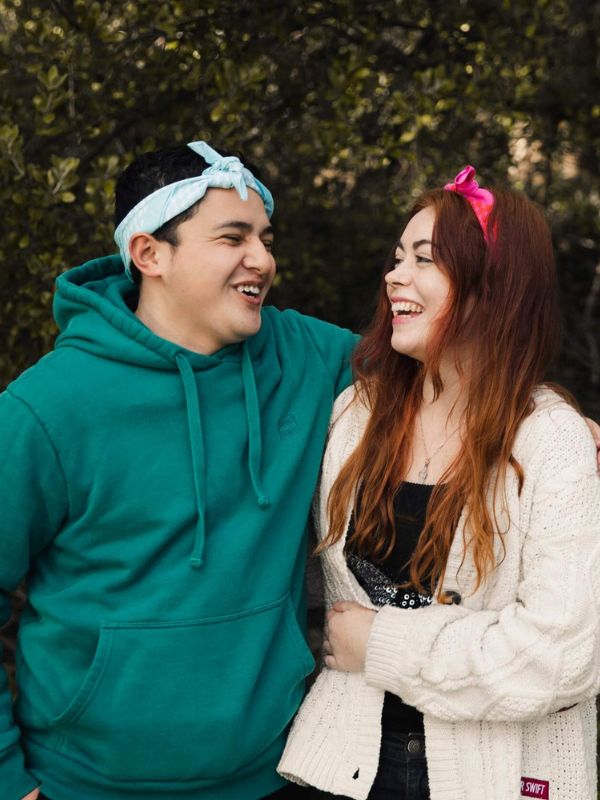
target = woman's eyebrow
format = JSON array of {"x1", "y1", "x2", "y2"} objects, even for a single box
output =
[{"x1": 396, "y1": 238, "x2": 432, "y2": 251}]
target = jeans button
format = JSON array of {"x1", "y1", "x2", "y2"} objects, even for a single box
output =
[{"x1": 407, "y1": 737, "x2": 424, "y2": 754}]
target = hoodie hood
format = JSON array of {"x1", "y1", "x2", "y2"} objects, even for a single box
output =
[
  {"x1": 54, "y1": 254, "x2": 270, "y2": 567},
  {"x1": 54, "y1": 254, "x2": 245, "y2": 370}
]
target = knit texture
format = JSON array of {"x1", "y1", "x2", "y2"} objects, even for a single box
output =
[{"x1": 279, "y1": 385, "x2": 600, "y2": 800}]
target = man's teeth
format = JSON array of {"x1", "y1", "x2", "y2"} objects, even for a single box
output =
[
  {"x1": 391, "y1": 301, "x2": 424, "y2": 316},
  {"x1": 237, "y1": 285, "x2": 261, "y2": 296}
]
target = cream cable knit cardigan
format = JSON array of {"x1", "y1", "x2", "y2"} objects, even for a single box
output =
[{"x1": 279, "y1": 385, "x2": 600, "y2": 800}]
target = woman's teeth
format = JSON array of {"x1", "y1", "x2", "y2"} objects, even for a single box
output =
[{"x1": 391, "y1": 301, "x2": 424, "y2": 316}]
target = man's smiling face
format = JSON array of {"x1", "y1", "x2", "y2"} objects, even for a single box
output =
[{"x1": 150, "y1": 187, "x2": 276, "y2": 354}]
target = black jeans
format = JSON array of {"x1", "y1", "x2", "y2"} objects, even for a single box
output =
[
  {"x1": 263, "y1": 785, "x2": 312, "y2": 799},
  {"x1": 309, "y1": 731, "x2": 430, "y2": 800},
  {"x1": 39, "y1": 784, "x2": 309, "y2": 800}
]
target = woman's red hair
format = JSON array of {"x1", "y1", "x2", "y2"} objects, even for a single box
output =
[{"x1": 320, "y1": 188, "x2": 563, "y2": 595}]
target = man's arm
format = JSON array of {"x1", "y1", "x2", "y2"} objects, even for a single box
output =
[
  {"x1": 291, "y1": 309, "x2": 600, "y2": 463},
  {"x1": 586, "y1": 416, "x2": 600, "y2": 468},
  {"x1": 0, "y1": 391, "x2": 67, "y2": 800},
  {"x1": 296, "y1": 313, "x2": 360, "y2": 398}
]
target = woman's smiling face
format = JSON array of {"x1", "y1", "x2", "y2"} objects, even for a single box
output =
[{"x1": 385, "y1": 205, "x2": 452, "y2": 363}]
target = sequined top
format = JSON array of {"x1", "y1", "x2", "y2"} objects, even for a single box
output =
[{"x1": 346, "y1": 481, "x2": 434, "y2": 733}]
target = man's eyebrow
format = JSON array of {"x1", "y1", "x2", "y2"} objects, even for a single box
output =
[{"x1": 213, "y1": 220, "x2": 274, "y2": 236}]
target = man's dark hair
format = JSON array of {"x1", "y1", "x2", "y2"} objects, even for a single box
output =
[{"x1": 114, "y1": 143, "x2": 264, "y2": 284}]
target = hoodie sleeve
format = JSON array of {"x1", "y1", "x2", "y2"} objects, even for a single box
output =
[
  {"x1": 297, "y1": 314, "x2": 360, "y2": 398},
  {"x1": 364, "y1": 407, "x2": 600, "y2": 723},
  {"x1": 0, "y1": 390, "x2": 68, "y2": 799}
]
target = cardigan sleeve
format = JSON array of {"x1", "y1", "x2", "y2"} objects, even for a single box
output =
[
  {"x1": 313, "y1": 386, "x2": 359, "y2": 540},
  {"x1": 364, "y1": 405, "x2": 600, "y2": 723}
]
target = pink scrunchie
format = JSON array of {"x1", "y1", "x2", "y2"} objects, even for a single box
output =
[{"x1": 444, "y1": 165, "x2": 494, "y2": 241}]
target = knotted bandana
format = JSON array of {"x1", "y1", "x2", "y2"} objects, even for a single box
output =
[
  {"x1": 444, "y1": 165, "x2": 494, "y2": 241},
  {"x1": 114, "y1": 141, "x2": 274, "y2": 278}
]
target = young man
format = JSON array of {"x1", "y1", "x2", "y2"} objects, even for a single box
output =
[{"x1": 0, "y1": 142, "x2": 358, "y2": 800}]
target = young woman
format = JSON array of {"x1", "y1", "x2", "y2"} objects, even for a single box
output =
[{"x1": 278, "y1": 167, "x2": 600, "y2": 800}]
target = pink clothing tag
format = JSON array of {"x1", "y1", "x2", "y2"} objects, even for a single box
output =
[{"x1": 521, "y1": 776, "x2": 549, "y2": 798}]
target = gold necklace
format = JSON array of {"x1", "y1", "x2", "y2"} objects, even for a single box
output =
[{"x1": 417, "y1": 414, "x2": 461, "y2": 483}]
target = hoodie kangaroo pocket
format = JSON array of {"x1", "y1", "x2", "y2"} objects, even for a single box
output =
[{"x1": 51, "y1": 593, "x2": 314, "y2": 782}]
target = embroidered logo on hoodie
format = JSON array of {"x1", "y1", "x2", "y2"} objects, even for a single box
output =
[{"x1": 278, "y1": 413, "x2": 299, "y2": 439}]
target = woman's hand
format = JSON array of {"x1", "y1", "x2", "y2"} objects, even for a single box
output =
[
  {"x1": 20, "y1": 790, "x2": 39, "y2": 800},
  {"x1": 323, "y1": 600, "x2": 377, "y2": 673}
]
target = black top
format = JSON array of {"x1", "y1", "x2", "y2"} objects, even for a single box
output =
[{"x1": 346, "y1": 481, "x2": 435, "y2": 734}]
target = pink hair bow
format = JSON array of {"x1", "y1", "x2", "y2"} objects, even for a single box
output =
[{"x1": 444, "y1": 165, "x2": 494, "y2": 241}]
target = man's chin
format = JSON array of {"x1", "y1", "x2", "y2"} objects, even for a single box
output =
[{"x1": 233, "y1": 314, "x2": 263, "y2": 344}]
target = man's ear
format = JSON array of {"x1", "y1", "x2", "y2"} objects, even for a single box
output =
[{"x1": 129, "y1": 233, "x2": 169, "y2": 278}]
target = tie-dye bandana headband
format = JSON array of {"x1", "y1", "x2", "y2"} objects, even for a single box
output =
[
  {"x1": 114, "y1": 140, "x2": 274, "y2": 279},
  {"x1": 444, "y1": 165, "x2": 494, "y2": 241}
]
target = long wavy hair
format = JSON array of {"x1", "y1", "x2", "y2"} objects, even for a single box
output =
[{"x1": 320, "y1": 187, "x2": 563, "y2": 596}]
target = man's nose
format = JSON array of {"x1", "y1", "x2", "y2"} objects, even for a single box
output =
[{"x1": 243, "y1": 238, "x2": 273, "y2": 271}]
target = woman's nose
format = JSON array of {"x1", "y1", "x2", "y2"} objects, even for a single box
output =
[{"x1": 386, "y1": 262, "x2": 411, "y2": 286}]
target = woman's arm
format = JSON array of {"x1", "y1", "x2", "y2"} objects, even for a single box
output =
[
  {"x1": 328, "y1": 407, "x2": 600, "y2": 723},
  {"x1": 369, "y1": 409, "x2": 600, "y2": 722}
]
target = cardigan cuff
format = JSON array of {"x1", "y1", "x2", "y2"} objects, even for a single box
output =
[
  {"x1": 365, "y1": 603, "x2": 466, "y2": 694},
  {"x1": 365, "y1": 605, "x2": 422, "y2": 693}
]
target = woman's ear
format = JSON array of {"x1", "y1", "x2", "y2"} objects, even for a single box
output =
[{"x1": 129, "y1": 232, "x2": 168, "y2": 278}]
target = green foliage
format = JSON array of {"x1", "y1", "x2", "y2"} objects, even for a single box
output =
[{"x1": 0, "y1": 0, "x2": 598, "y2": 412}]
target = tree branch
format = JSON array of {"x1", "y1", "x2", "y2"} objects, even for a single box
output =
[{"x1": 48, "y1": 0, "x2": 84, "y2": 32}]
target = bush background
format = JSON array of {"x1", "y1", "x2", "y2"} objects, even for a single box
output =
[
  {"x1": 0, "y1": 0, "x2": 599, "y2": 414},
  {"x1": 1, "y1": 0, "x2": 599, "y2": 784}
]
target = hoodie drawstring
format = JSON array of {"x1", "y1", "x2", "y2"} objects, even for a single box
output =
[
  {"x1": 176, "y1": 346, "x2": 270, "y2": 570},
  {"x1": 175, "y1": 354, "x2": 207, "y2": 569},
  {"x1": 242, "y1": 342, "x2": 270, "y2": 509}
]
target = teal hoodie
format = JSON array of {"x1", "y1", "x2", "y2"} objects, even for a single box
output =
[{"x1": 0, "y1": 255, "x2": 358, "y2": 800}]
